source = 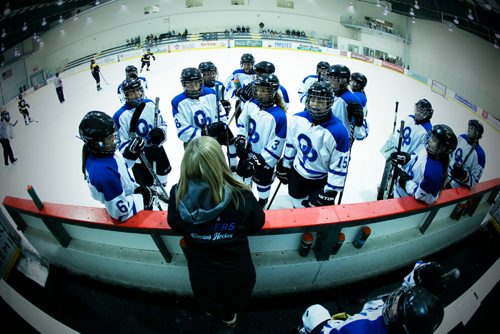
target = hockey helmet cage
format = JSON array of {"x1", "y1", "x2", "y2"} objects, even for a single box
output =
[
  {"x1": 198, "y1": 62, "x2": 218, "y2": 87},
  {"x1": 414, "y1": 98, "x2": 433, "y2": 122},
  {"x1": 306, "y1": 81, "x2": 334, "y2": 122},
  {"x1": 181, "y1": 67, "x2": 204, "y2": 99},
  {"x1": 121, "y1": 78, "x2": 144, "y2": 107},
  {"x1": 252, "y1": 73, "x2": 279, "y2": 109},
  {"x1": 425, "y1": 124, "x2": 458, "y2": 158}
]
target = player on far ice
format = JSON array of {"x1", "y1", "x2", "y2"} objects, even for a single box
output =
[
  {"x1": 17, "y1": 94, "x2": 34, "y2": 125},
  {"x1": 140, "y1": 48, "x2": 156, "y2": 72},
  {"x1": 90, "y1": 59, "x2": 102, "y2": 91}
]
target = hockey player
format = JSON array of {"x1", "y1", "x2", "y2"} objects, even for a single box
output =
[
  {"x1": 238, "y1": 60, "x2": 290, "y2": 110},
  {"x1": 114, "y1": 78, "x2": 171, "y2": 200},
  {"x1": 299, "y1": 260, "x2": 446, "y2": 334},
  {"x1": 140, "y1": 48, "x2": 156, "y2": 72},
  {"x1": 276, "y1": 82, "x2": 350, "y2": 208},
  {"x1": 17, "y1": 94, "x2": 33, "y2": 125},
  {"x1": 224, "y1": 53, "x2": 256, "y2": 122},
  {"x1": 235, "y1": 73, "x2": 287, "y2": 208},
  {"x1": 1, "y1": 109, "x2": 17, "y2": 166},
  {"x1": 90, "y1": 59, "x2": 101, "y2": 91},
  {"x1": 350, "y1": 72, "x2": 368, "y2": 116},
  {"x1": 79, "y1": 110, "x2": 156, "y2": 221},
  {"x1": 391, "y1": 124, "x2": 457, "y2": 205},
  {"x1": 116, "y1": 65, "x2": 148, "y2": 103},
  {"x1": 198, "y1": 61, "x2": 232, "y2": 115},
  {"x1": 381, "y1": 99, "x2": 434, "y2": 160},
  {"x1": 298, "y1": 61, "x2": 330, "y2": 103},
  {"x1": 172, "y1": 67, "x2": 237, "y2": 167},
  {"x1": 448, "y1": 119, "x2": 486, "y2": 188},
  {"x1": 326, "y1": 65, "x2": 368, "y2": 144}
]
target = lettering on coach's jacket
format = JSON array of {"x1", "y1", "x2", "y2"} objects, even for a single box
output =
[{"x1": 188, "y1": 221, "x2": 236, "y2": 240}]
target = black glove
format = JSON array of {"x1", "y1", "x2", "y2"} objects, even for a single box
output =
[
  {"x1": 450, "y1": 164, "x2": 468, "y2": 183},
  {"x1": 122, "y1": 137, "x2": 145, "y2": 160},
  {"x1": 397, "y1": 168, "x2": 412, "y2": 189},
  {"x1": 275, "y1": 159, "x2": 290, "y2": 185},
  {"x1": 307, "y1": 189, "x2": 338, "y2": 207},
  {"x1": 390, "y1": 152, "x2": 411, "y2": 166},
  {"x1": 240, "y1": 83, "x2": 254, "y2": 102},
  {"x1": 347, "y1": 103, "x2": 364, "y2": 127},
  {"x1": 134, "y1": 186, "x2": 156, "y2": 210},
  {"x1": 220, "y1": 100, "x2": 232, "y2": 114},
  {"x1": 203, "y1": 121, "x2": 226, "y2": 138},
  {"x1": 414, "y1": 262, "x2": 445, "y2": 295},
  {"x1": 234, "y1": 87, "x2": 243, "y2": 98},
  {"x1": 149, "y1": 128, "x2": 165, "y2": 145},
  {"x1": 236, "y1": 154, "x2": 263, "y2": 178},
  {"x1": 233, "y1": 135, "x2": 250, "y2": 159}
]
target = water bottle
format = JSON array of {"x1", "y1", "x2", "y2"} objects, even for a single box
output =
[
  {"x1": 299, "y1": 232, "x2": 314, "y2": 257},
  {"x1": 353, "y1": 226, "x2": 371, "y2": 249}
]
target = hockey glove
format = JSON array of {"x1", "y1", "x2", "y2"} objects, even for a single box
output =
[
  {"x1": 149, "y1": 128, "x2": 166, "y2": 145},
  {"x1": 413, "y1": 262, "x2": 445, "y2": 295},
  {"x1": 240, "y1": 83, "x2": 254, "y2": 102},
  {"x1": 397, "y1": 168, "x2": 412, "y2": 189},
  {"x1": 234, "y1": 87, "x2": 243, "y2": 98},
  {"x1": 122, "y1": 137, "x2": 145, "y2": 161},
  {"x1": 450, "y1": 165, "x2": 468, "y2": 183},
  {"x1": 233, "y1": 135, "x2": 250, "y2": 159},
  {"x1": 347, "y1": 103, "x2": 364, "y2": 127},
  {"x1": 236, "y1": 154, "x2": 263, "y2": 178},
  {"x1": 390, "y1": 152, "x2": 411, "y2": 166},
  {"x1": 202, "y1": 121, "x2": 227, "y2": 142},
  {"x1": 307, "y1": 189, "x2": 338, "y2": 207},
  {"x1": 275, "y1": 159, "x2": 290, "y2": 185},
  {"x1": 134, "y1": 186, "x2": 156, "y2": 210},
  {"x1": 220, "y1": 100, "x2": 232, "y2": 114}
]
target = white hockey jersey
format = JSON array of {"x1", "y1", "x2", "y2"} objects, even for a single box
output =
[
  {"x1": 283, "y1": 111, "x2": 350, "y2": 193},
  {"x1": 224, "y1": 68, "x2": 255, "y2": 99},
  {"x1": 85, "y1": 151, "x2": 144, "y2": 222},
  {"x1": 298, "y1": 74, "x2": 318, "y2": 103},
  {"x1": 171, "y1": 87, "x2": 227, "y2": 144},
  {"x1": 394, "y1": 148, "x2": 446, "y2": 205},
  {"x1": 237, "y1": 100, "x2": 287, "y2": 168},
  {"x1": 448, "y1": 134, "x2": 486, "y2": 188},
  {"x1": 331, "y1": 89, "x2": 368, "y2": 141},
  {"x1": 113, "y1": 98, "x2": 168, "y2": 152}
]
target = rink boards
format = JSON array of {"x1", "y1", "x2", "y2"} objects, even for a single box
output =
[{"x1": 3, "y1": 178, "x2": 499, "y2": 296}]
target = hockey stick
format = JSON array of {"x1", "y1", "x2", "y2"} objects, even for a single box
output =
[
  {"x1": 387, "y1": 120, "x2": 406, "y2": 199},
  {"x1": 10, "y1": 120, "x2": 18, "y2": 127},
  {"x1": 214, "y1": 83, "x2": 233, "y2": 167},
  {"x1": 266, "y1": 180, "x2": 281, "y2": 210},
  {"x1": 377, "y1": 101, "x2": 400, "y2": 200},
  {"x1": 129, "y1": 102, "x2": 169, "y2": 205},
  {"x1": 99, "y1": 72, "x2": 110, "y2": 85}
]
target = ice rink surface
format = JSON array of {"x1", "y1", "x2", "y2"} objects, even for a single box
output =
[{"x1": 1, "y1": 47, "x2": 498, "y2": 210}]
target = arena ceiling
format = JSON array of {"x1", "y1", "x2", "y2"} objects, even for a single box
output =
[{"x1": 0, "y1": 0, "x2": 499, "y2": 54}]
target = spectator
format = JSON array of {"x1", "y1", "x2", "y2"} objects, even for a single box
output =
[{"x1": 0, "y1": 109, "x2": 17, "y2": 166}]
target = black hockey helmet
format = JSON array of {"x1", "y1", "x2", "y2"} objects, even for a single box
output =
[
  {"x1": 383, "y1": 286, "x2": 444, "y2": 334},
  {"x1": 415, "y1": 98, "x2": 433, "y2": 122},
  {"x1": 326, "y1": 64, "x2": 351, "y2": 93},
  {"x1": 468, "y1": 119, "x2": 484, "y2": 141},
  {"x1": 254, "y1": 61, "x2": 275, "y2": 75},
  {"x1": 317, "y1": 61, "x2": 330, "y2": 70},
  {"x1": 252, "y1": 73, "x2": 279, "y2": 109},
  {"x1": 350, "y1": 72, "x2": 368, "y2": 91},
  {"x1": 425, "y1": 124, "x2": 458, "y2": 159},
  {"x1": 79, "y1": 111, "x2": 116, "y2": 155},
  {"x1": 240, "y1": 53, "x2": 255, "y2": 65},
  {"x1": 121, "y1": 78, "x2": 144, "y2": 106},
  {"x1": 198, "y1": 61, "x2": 218, "y2": 87},
  {"x1": 181, "y1": 67, "x2": 204, "y2": 99},
  {"x1": 125, "y1": 65, "x2": 138, "y2": 78},
  {"x1": 306, "y1": 81, "x2": 334, "y2": 122}
]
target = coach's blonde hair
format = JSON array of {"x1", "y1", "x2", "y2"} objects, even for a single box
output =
[{"x1": 176, "y1": 136, "x2": 250, "y2": 209}]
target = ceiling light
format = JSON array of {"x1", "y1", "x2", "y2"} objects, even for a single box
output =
[
  {"x1": 42, "y1": 18, "x2": 47, "y2": 26},
  {"x1": 410, "y1": 8, "x2": 414, "y2": 16},
  {"x1": 1, "y1": 29, "x2": 6, "y2": 38},
  {"x1": 493, "y1": 40, "x2": 499, "y2": 49},
  {"x1": 413, "y1": 1, "x2": 420, "y2": 10},
  {"x1": 467, "y1": 9, "x2": 474, "y2": 21},
  {"x1": 448, "y1": 23, "x2": 453, "y2": 32},
  {"x1": 3, "y1": 3, "x2": 11, "y2": 16},
  {"x1": 496, "y1": 33, "x2": 500, "y2": 39},
  {"x1": 453, "y1": 16, "x2": 459, "y2": 25},
  {"x1": 349, "y1": 1, "x2": 353, "y2": 8},
  {"x1": 59, "y1": 15, "x2": 63, "y2": 23},
  {"x1": 484, "y1": 4, "x2": 492, "y2": 10},
  {"x1": 95, "y1": 0, "x2": 101, "y2": 5},
  {"x1": 411, "y1": 17, "x2": 416, "y2": 24},
  {"x1": 1, "y1": 44, "x2": 4, "y2": 52},
  {"x1": 22, "y1": 22, "x2": 27, "y2": 31},
  {"x1": 57, "y1": 0, "x2": 63, "y2": 5}
]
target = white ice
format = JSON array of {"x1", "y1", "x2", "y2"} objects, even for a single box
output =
[{"x1": 1, "y1": 47, "x2": 498, "y2": 210}]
